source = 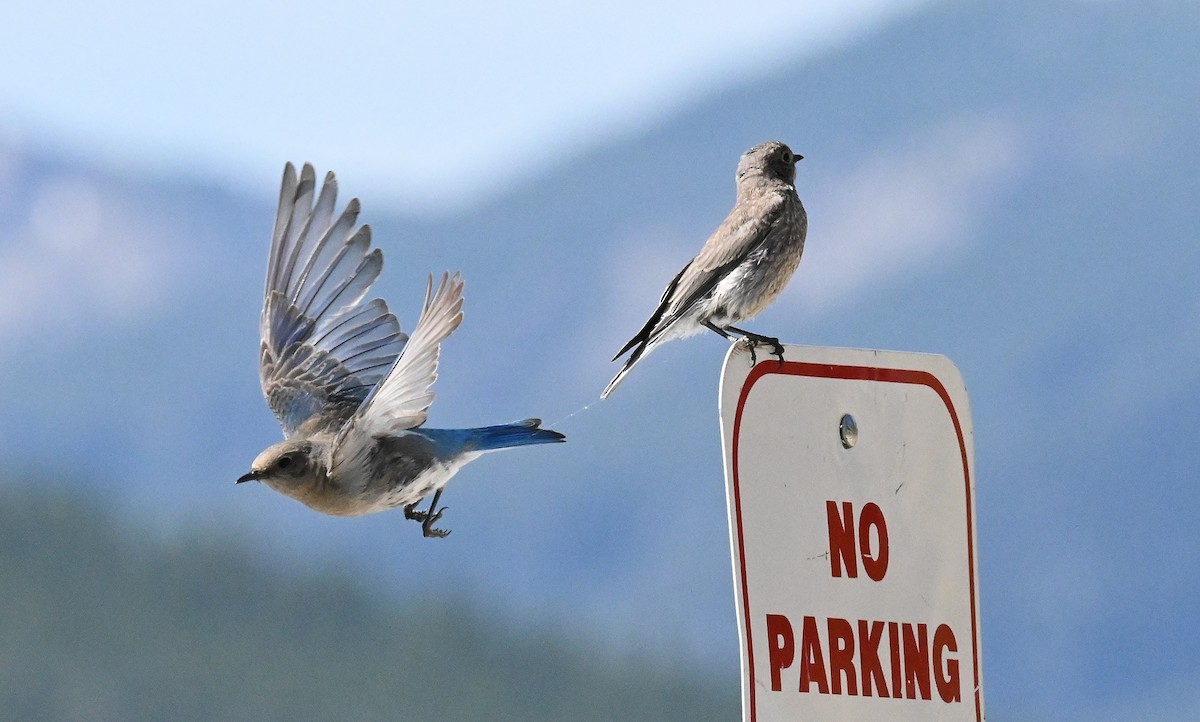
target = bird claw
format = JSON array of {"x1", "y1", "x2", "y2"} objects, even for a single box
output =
[
  {"x1": 738, "y1": 334, "x2": 784, "y2": 366},
  {"x1": 738, "y1": 336, "x2": 759, "y2": 365},
  {"x1": 405, "y1": 501, "x2": 451, "y2": 537},
  {"x1": 766, "y1": 338, "x2": 785, "y2": 366},
  {"x1": 421, "y1": 506, "x2": 451, "y2": 538}
]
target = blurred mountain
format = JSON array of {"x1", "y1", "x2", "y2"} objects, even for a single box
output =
[
  {"x1": 0, "y1": 0, "x2": 1198, "y2": 719},
  {"x1": 0, "y1": 486, "x2": 736, "y2": 720}
]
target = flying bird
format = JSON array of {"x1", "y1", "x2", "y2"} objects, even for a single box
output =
[
  {"x1": 238, "y1": 163, "x2": 564, "y2": 537},
  {"x1": 602, "y1": 141, "x2": 807, "y2": 399}
]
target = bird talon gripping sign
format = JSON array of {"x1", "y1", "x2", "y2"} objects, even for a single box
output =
[{"x1": 719, "y1": 344, "x2": 983, "y2": 721}]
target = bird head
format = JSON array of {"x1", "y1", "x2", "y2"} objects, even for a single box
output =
[
  {"x1": 237, "y1": 439, "x2": 317, "y2": 491},
  {"x1": 737, "y1": 141, "x2": 802, "y2": 185}
]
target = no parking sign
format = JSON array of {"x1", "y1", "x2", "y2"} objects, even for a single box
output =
[{"x1": 720, "y1": 344, "x2": 984, "y2": 721}]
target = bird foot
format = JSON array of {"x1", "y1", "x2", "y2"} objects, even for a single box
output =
[
  {"x1": 421, "y1": 507, "x2": 451, "y2": 538},
  {"x1": 407, "y1": 490, "x2": 452, "y2": 538},
  {"x1": 737, "y1": 333, "x2": 785, "y2": 366}
]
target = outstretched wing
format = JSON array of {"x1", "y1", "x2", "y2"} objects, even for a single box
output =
[
  {"x1": 341, "y1": 272, "x2": 464, "y2": 439},
  {"x1": 259, "y1": 162, "x2": 409, "y2": 437}
]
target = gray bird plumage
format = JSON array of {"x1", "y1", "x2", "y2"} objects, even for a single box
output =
[
  {"x1": 238, "y1": 163, "x2": 564, "y2": 537},
  {"x1": 602, "y1": 141, "x2": 807, "y2": 398}
]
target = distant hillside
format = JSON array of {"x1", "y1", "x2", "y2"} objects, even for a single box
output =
[{"x1": 0, "y1": 485, "x2": 737, "y2": 721}]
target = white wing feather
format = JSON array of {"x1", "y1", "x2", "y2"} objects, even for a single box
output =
[{"x1": 349, "y1": 272, "x2": 465, "y2": 434}]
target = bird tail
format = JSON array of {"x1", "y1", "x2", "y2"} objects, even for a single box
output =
[
  {"x1": 600, "y1": 337, "x2": 657, "y2": 399},
  {"x1": 602, "y1": 270, "x2": 681, "y2": 399},
  {"x1": 459, "y1": 418, "x2": 566, "y2": 452}
]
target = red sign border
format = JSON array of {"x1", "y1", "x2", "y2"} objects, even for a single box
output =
[{"x1": 730, "y1": 359, "x2": 982, "y2": 721}]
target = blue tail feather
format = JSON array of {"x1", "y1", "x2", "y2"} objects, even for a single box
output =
[{"x1": 413, "y1": 418, "x2": 565, "y2": 456}]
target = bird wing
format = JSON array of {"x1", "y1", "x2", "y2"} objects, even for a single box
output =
[
  {"x1": 340, "y1": 271, "x2": 464, "y2": 437},
  {"x1": 258, "y1": 163, "x2": 409, "y2": 437},
  {"x1": 618, "y1": 192, "x2": 788, "y2": 354}
]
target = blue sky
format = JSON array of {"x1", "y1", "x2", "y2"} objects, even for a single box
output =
[{"x1": 0, "y1": 0, "x2": 926, "y2": 212}]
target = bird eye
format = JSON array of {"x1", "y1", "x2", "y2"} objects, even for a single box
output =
[
  {"x1": 781, "y1": 149, "x2": 793, "y2": 164},
  {"x1": 277, "y1": 456, "x2": 293, "y2": 470}
]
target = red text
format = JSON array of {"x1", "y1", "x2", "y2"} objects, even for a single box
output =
[{"x1": 765, "y1": 613, "x2": 961, "y2": 703}]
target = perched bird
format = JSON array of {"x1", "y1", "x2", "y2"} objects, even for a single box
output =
[
  {"x1": 237, "y1": 163, "x2": 565, "y2": 537},
  {"x1": 602, "y1": 141, "x2": 807, "y2": 399}
]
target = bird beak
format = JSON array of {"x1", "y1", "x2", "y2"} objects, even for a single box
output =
[
  {"x1": 796, "y1": 155, "x2": 804, "y2": 162},
  {"x1": 236, "y1": 470, "x2": 259, "y2": 484}
]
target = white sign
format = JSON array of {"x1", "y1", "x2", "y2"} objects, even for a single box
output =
[{"x1": 719, "y1": 344, "x2": 983, "y2": 721}]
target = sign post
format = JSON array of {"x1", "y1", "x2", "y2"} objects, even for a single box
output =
[{"x1": 719, "y1": 343, "x2": 983, "y2": 721}]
